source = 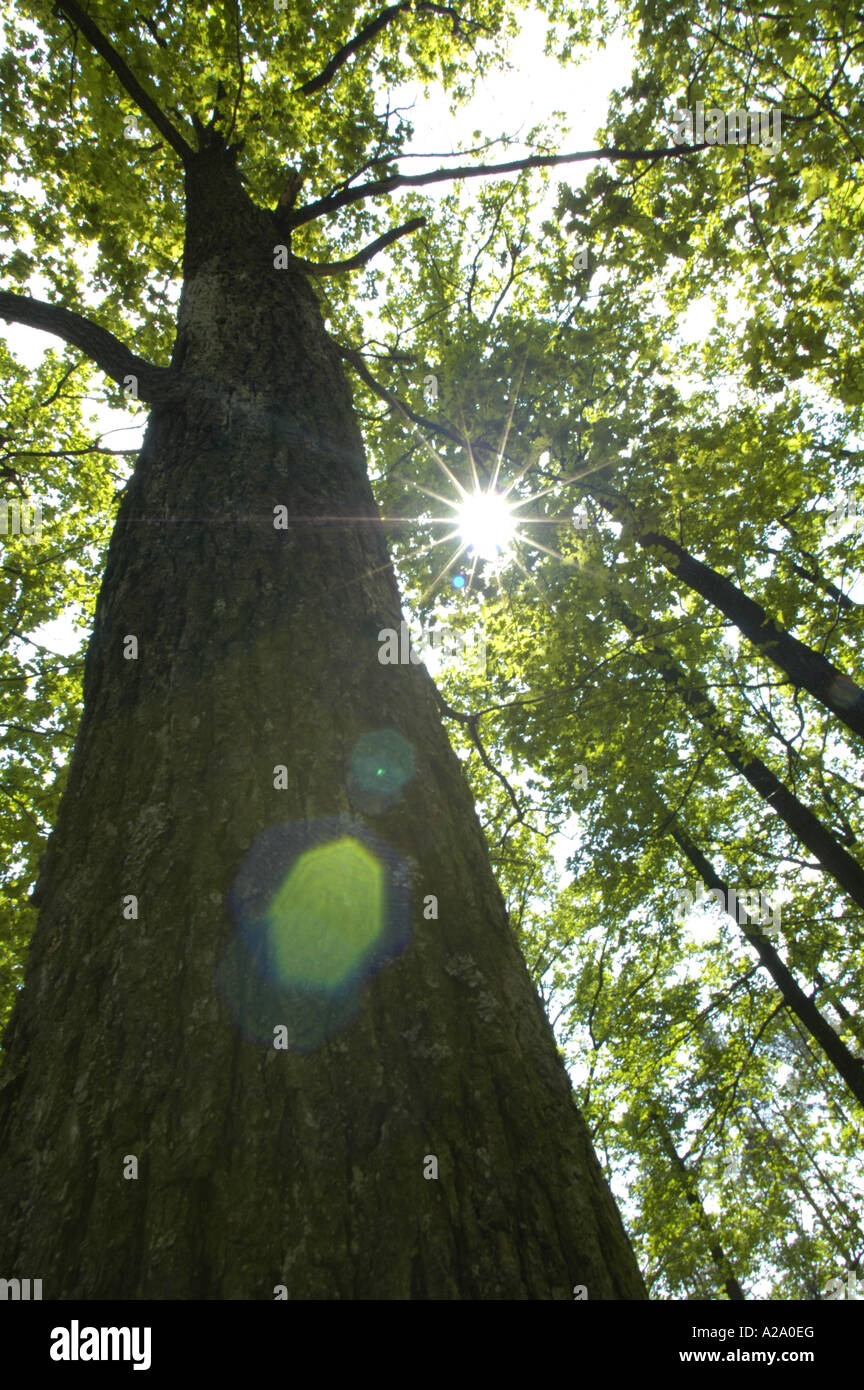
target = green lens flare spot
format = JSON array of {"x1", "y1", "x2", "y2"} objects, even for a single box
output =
[
  {"x1": 266, "y1": 836, "x2": 385, "y2": 989},
  {"x1": 348, "y1": 729, "x2": 415, "y2": 813}
]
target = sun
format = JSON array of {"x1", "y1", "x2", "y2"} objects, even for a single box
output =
[
  {"x1": 367, "y1": 360, "x2": 590, "y2": 602},
  {"x1": 389, "y1": 431, "x2": 579, "y2": 601},
  {"x1": 456, "y1": 490, "x2": 517, "y2": 561}
]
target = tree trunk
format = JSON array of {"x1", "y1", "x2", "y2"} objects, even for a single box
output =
[
  {"x1": 747, "y1": 1108, "x2": 855, "y2": 1266},
  {"x1": 667, "y1": 818, "x2": 864, "y2": 1109},
  {"x1": 609, "y1": 591, "x2": 864, "y2": 913},
  {"x1": 0, "y1": 145, "x2": 645, "y2": 1301},
  {"x1": 652, "y1": 1115, "x2": 746, "y2": 1301},
  {"x1": 591, "y1": 486, "x2": 864, "y2": 741}
]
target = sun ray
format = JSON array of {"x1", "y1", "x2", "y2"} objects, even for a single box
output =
[
  {"x1": 465, "y1": 549, "x2": 480, "y2": 596},
  {"x1": 370, "y1": 381, "x2": 611, "y2": 610},
  {"x1": 508, "y1": 473, "x2": 591, "y2": 507},
  {"x1": 510, "y1": 550, "x2": 552, "y2": 609},
  {"x1": 408, "y1": 479, "x2": 466, "y2": 509},
  {"x1": 329, "y1": 521, "x2": 468, "y2": 596},
  {"x1": 513, "y1": 530, "x2": 567, "y2": 563},
  {"x1": 411, "y1": 425, "x2": 469, "y2": 499},
  {"x1": 413, "y1": 526, "x2": 464, "y2": 554},
  {"x1": 457, "y1": 407, "x2": 482, "y2": 495},
  {"x1": 499, "y1": 452, "x2": 543, "y2": 502},
  {"x1": 491, "y1": 349, "x2": 528, "y2": 495},
  {"x1": 505, "y1": 456, "x2": 619, "y2": 509},
  {"x1": 418, "y1": 539, "x2": 470, "y2": 604}
]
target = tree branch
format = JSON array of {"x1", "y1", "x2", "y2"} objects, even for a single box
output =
[
  {"x1": 298, "y1": 1, "x2": 490, "y2": 97},
  {"x1": 53, "y1": 0, "x2": 193, "y2": 162},
  {"x1": 335, "y1": 339, "x2": 464, "y2": 445},
  {"x1": 430, "y1": 685, "x2": 537, "y2": 829},
  {"x1": 297, "y1": 2, "x2": 410, "y2": 96},
  {"x1": 293, "y1": 216, "x2": 426, "y2": 275},
  {"x1": 0, "y1": 292, "x2": 182, "y2": 405},
  {"x1": 297, "y1": 0, "x2": 491, "y2": 98},
  {"x1": 289, "y1": 139, "x2": 711, "y2": 228}
]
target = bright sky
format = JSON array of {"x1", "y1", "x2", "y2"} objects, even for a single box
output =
[{"x1": 396, "y1": 9, "x2": 635, "y2": 170}]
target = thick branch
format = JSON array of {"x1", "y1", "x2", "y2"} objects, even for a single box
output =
[
  {"x1": 54, "y1": 0, "x2": 193, "y2": 161},
  {"x1": 293, "y1": 216, "x2": 425, "y2": 276},
  {"x1": 0, "y1": 292, "x2": 182, "y2": 405},
  {"x1": 289, "y1": 140, "x2": 710, "y2": 228}
]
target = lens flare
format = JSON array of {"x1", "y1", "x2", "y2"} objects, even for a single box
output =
[
  {"x1": 267, "y1": 837, "x2": 384, "y2": 989},
  {"x1": 218, "y1": 819, "x2": 414, "y2": 1050},
  {"x1": 348, "y1": 729, "x2": 415, "y2": 813}
]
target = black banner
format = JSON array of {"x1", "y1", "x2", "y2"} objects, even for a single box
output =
[{"x1": 3, "y1": 1295, "x2": 856, "y2": 1376}]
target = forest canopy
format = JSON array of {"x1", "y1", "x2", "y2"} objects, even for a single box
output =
[{"x1": 1, "y1": 0, "x2": 862, "y2": 1300}]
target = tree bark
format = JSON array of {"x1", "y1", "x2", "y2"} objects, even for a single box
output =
[{"x1": 0, "y1": 145, "x2": 645, "y2": 1301}]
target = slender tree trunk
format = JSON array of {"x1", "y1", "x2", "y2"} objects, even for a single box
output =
[
  {"x1": 778, "y1": 1112, "x2": 864, "y2": 1252},
  {"x1": 814, "y1": 969, "x2": 864, "y2": 1049},
  {"x1": 610, "y1": 592, "x2": 864, "y2": 913},
  {"x1": 591, "y1": 486, "x2": 864, "y2": 741},
  {"x1": 0, "y1": 144, "x2": 645, "y2": 1300},
  {"x1": 748, "y1": 1108, "x2": 854, "y2": 1266},
  {"x1": 768, "y1": 548, "x2": 858, "y2": 615},
  {"x1": 652, "y1": 1115, "x2": 746, "y2": 1301},
  {"x1": 667, "y1": 818, "x2": 864, "y2": 1109}
]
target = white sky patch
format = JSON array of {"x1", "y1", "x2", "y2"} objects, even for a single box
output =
[
  {"x1": 392, "y1": 11, "x2": 635, "y2": 196},
  {"x1": 24, "y1": 616, "x2": 84, "y2": 658}
]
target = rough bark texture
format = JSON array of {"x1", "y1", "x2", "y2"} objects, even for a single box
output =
[{"x1": 0, "y1": 146, "x2": 645, "y2": 1300}]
